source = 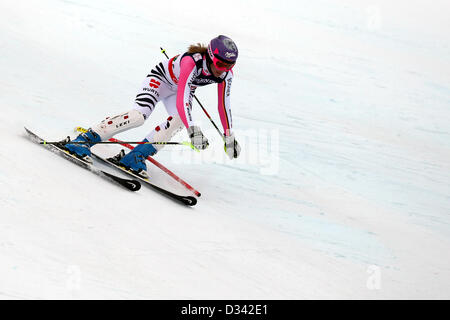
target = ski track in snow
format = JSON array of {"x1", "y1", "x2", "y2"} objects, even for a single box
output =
[{"x1": 0, "y1": 0, "x2": 449, "y2": 299}]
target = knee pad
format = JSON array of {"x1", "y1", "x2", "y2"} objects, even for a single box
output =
[
  {"x1": 91, "y1": 109, "x2": 145, "y2": 140},
  {"x1": 148, "y1": 115, "x2": 184, "y2": 152}
]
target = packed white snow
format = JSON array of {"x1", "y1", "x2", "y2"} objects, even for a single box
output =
[{"x1": 0, "y1": 0, "x2": 449, "y2": 299}]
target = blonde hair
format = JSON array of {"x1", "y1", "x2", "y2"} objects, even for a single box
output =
[{"x1": 187, "y1": 43, "x2": 208, "y2": 55}]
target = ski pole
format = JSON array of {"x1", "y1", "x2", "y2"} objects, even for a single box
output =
[
  {"x1": 41, "y1": 136, "x2": 199, "y2": 153},
  {"x1": 160, "y1": 47, "x2": 226, "y2": 142},
  {"x1": 74, "y1": 126, "x2": 199, "y2": 151},
  {"x1": 41, "y1": 140, "x2": 193, "y2": 146}
]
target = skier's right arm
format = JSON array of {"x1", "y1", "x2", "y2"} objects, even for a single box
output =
[
  {"x1": 176, "y1": 56, "x2": 197, "y2": 130},
  {"x1": 176, "y1": 56, "x2": 209, "y2": 150}
]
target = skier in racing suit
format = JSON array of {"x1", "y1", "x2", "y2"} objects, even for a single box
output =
[{"x1": 63, "y1": 35, "x2": 241, "y2": 178}]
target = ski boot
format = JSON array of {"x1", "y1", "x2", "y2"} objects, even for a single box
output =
[
  {"x1": 108, "y1": 139, "x2": 157, "y2": 179},
  {"x1": 62, "y1": 129, "x2": 101, "y2": 163}
]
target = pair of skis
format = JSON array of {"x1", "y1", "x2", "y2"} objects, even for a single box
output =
[{"x1": 24, "y1": 127, "x2": 198, "y2": 206}]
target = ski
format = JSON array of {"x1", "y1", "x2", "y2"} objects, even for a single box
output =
[
  {"x1": 24, "y1": 127, "x2": 141, "y2": 192},
  {"x1": 75, "y1": 127, "x2": 201, "y2": 197},
  {"x1": 91, "y1": 151, "x2": 197, "y2": 206},
  {"x1": 108, "y1": 137, "x2": 201, "y2": 197}
]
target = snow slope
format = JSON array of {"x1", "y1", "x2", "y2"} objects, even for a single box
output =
[{"x1": 1, "y1": 0, "x2": 449, "y2": 299}]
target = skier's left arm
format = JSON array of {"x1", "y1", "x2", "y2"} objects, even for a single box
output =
[{"x1": 218, "y1": 71, "x2": 241, "y2": 159}]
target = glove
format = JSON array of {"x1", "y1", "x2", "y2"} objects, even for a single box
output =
[
  {"x1": 187, "y1": 126, "x2": 209, "y2": 150},
  {"x1": 224, "y1": 132, "x2": 241, "y2": 159}
]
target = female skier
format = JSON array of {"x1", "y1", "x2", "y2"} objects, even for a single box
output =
[{"x1": 63, "y1": 35, "x2": 241, "y2": 178}]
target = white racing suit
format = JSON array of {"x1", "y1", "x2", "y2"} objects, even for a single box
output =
[{"x1": 91, "y1": 51, "x2": 234, "y2": 153}]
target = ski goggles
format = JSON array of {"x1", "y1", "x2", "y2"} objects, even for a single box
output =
[
  {"x1": 208, "y1": 46, "x2": 236, "y2": 71},
  {"x1": 212, "y1": 58, "x2": 235, "y2": 72}
]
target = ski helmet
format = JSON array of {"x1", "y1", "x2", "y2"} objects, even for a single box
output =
[{"x1": 207, "y1": 35, "x2": 238, "y2": 72}]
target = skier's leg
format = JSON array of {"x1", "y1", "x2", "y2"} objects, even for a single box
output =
[
  {"x1": 118, "y1": 94, "x2": 184, "y2": 178},
  {"x1": 92, "y1": 75, "x2": 174, "y2": 140},
  {"x1": 144, "y1": 93, "x2": 185, "y2": 153},
  {"x1": 64, "y1": 75, "x2": 173, "y2": 161}
]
